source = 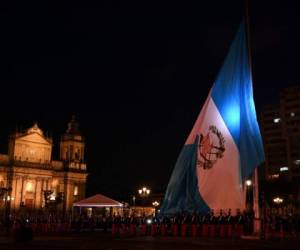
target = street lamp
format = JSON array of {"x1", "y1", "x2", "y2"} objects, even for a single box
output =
[
  {"x1": 245, "y1": 179, "x2": 253, "y2": 211},
  {"x1": 0, "y1": 187, "x2": 13, "y2": 202},
  {"x1": 138, "y1": 187, "x2": 150, "y2": 211},
  {"x1": 273, "y1": 197, "x2": 283, "y2": 205},
  {"x1": 246, "y1": 180, "x2": 252, "y2": 186},
  {"x1": 2, "y1": 195, "x2": 14, "y2": 202},
  {"x1": 138, "y1": 187, "x2": 150, "y2": 197},
  {"x1": 152, "y1": 201, "x2": 159, "y2": 216},
  {"x1": 152, "y1": 201, "x2": 159, "y2": 207}
]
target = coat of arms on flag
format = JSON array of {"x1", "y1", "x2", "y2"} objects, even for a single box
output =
[{"x1": 197, "y1": 125, "x2": 225, "y2": 170}]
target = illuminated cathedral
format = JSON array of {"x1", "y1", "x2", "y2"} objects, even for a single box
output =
[{"x1": 0, "y1": 117, "x2": 87, "y2": 213}]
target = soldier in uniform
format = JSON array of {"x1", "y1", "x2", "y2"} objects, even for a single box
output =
[
  {"x1": 191, "y1": 212, "x2": 199, "y2": 237},
  {"x1": 226, "y1": 209, "x2": 233, "y2": 238},
  {"x1": 209, "y1": 209, "x2": 217, "y2": 237},
  {"x1": 129, "y1": 215, "x2": 137, "y2": 236},
  {"x1": 141, "y1": 215, "x2": 147, "y2": 236},
  {"x1": 235, "y1": 209, "x2": 244, "y2": 237},
  {"x1": 171, "y1": 214, "x2": 180, "y2": 237},
  {"x1": 151, "y1": 214, "x2": 158, "y2": 236},
  {"x1": 202, "y1": 210, "x2": 210, "y2": 237},
  {"x1": 218, "y1": 209, "x2": 226, "y2": 237}
]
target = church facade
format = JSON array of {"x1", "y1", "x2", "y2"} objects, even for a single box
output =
[{"x1": 0, "y1": 117, "x2": 87, "y2": 213}]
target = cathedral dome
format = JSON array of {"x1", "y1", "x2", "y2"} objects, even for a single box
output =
[{"x1": 27, "y1": 122, "x2": 43, "y2": 135}]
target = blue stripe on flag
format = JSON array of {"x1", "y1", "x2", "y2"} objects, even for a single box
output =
[
  {"x1": 160, "y1": 137, "x2": 210, "y2": 215},
  {"x1": 211, "y1": 22, "x2": 264, "y2": 181}
]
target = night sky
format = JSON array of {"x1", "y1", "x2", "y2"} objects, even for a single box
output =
[{"x1": 0, "y1": 1, "x2": 299, "y2": 200}]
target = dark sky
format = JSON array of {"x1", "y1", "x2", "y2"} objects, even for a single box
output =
[{"x1": 0, "y1": 1, "x2": 299, "y2": 200}]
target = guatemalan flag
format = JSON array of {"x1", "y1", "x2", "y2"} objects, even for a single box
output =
[{"x1": 160, "y1": 22, "x2": 265, "y2": 215}]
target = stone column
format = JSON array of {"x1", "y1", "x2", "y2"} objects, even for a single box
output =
[
  {"x1": 33, "y1": 179, "x2": 38, "y2": 209},
  {"x1": 15, "y1": 176, "x2": 22, "y2": 210},
  {"x1": 41, "y1": 179, "x2": 46, "y2": 208},
  {"x1": 20, "y1": 176, "x2": 25, "y2": 207},
  {"x1": 64, "y1": 176, "x2": 73, "y2": 213},
  {"x1": 11, "y1": 176, "x2": 18, "y2": 211},
  {"x1": 35, "y1": 178, "x2": 42, "y2": 209}
]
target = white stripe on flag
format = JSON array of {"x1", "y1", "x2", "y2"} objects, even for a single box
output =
[{"x1": 187, "y1": 94, "x2": 245, "y2": 214}]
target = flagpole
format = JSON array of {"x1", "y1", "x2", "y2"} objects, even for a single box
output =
[
  {"x1": 245, "y1": 0, "x2": 261, "y2": 236},
  {"x1": 245, "y1": 0, "x2": 252, "y2": 73}
]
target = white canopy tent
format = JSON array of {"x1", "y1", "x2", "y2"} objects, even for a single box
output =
[{"x1": 73, "y1": 194, "x2": 123, "y2": 216}]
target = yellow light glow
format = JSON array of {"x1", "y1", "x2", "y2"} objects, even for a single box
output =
[
  {"x1": 246, "y1": 180, "x2": 252, "y2": 186},
  {"x1": 152, "y1": 201, "x2": 159, "y2": 207},
  {"x1": 51, "y1": 178, "x2": 59, "y2": 187},
  {"x1": 74, "y1": 186, "x2": 78, "y2": 196},
  {"x1": 138, "y1": 186, "x2": 150, "y2": 196},
  {"x1": 273, "y1": 197, "x2": 283, "y2": 204},
  {"x1": 270, "y1": 174, "x2": 279, "y2": 179},
  {"x1": 50, "y1": 194, "x2": 56, "y2": 200},
  {"x1": 26, "y1": 181, "x2": 34, "y2": 192}
]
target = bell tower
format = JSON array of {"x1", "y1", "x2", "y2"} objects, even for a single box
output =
[
  {"x1": 59, "y1": 116, "x2": 87, "y2": 212},
  {"x1": 60, "y1": 116, "x2": 85, "y2": 163}
]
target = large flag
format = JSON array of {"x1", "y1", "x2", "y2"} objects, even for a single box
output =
[{"x1": 160, "y1": 22, "x2": 264, "y2": 215}]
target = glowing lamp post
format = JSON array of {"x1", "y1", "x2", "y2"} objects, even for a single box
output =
[
  {"x1": 273, "y1": 197, "x2": 283, "y2": 205},
  {"x1": 152, "y1": 201, "x2": 159, "y2": 207},
  {"x1": 138, "y1": 187, "x2": 150, "y2": 197},
  {"x1": 138, "y1": 187, "x2": 150, "y2": 209},
  {"x1": 245, "y1": 179, "x2": 253, "y2": 210},
  {"x1": 152, "y1": 200, "x2": 159, "y2": 216},
  {"x1": 246, "y1": 180, "x2": 252, "y2": 186}
]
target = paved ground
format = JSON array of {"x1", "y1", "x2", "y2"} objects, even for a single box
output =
[{"x1": 1, "y1": 232, "x2": 300, "y2": 250}]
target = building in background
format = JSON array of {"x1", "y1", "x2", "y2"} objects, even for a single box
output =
[
  {"x1": 261, "y1": 86, "x2": 300, "y2": 181},
  {"x1": 260, "y1": 86, "x2": 300, "y2": 206},
  {"x1": 0, "y1": 116, "x2": 87, "y2": 214}
]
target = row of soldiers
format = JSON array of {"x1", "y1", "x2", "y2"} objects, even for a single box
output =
[
  {"x1": 1, "y1": 214, "x2": 112, "y2": 235},
  {"x1": 112, "y1": 209, "x2": 253, "y2": 237},
  {"x1": 112, "y1": 209, "x2": 298, "y2": 238},
  {"x1": 1, "y1": 209, "x2": 297, "y2": 238},
  {"x1": 1, "y1": 210, "x2": 247, "y2": 237}
]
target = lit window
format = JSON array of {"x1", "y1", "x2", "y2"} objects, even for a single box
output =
[
  {"x1": 290, "y1": 112, "x2": 295, "y2": 117},
  {"x1": 74, "y1": 186, "x2": 78, "y2": 196},
  {"x1": 51, "y1": 179, "x2": 59, "y2": 187},
  {"x1": 26, "y1": 181, "x2": 34, "y2": 192},
  {"x1": 50, "y1": 194, "x2": 56, "y2": 200},
  {"x1": 273, "y1": 118, "x2": 280, "y2": 123},
  {"x1": 280, "y1": 166, "x2": 288, "y2": 172},
  {"x1": 294, "y1": 160, "x2": 300, "y2": 165},
  {"x1": 269, "y1": 174, "x2": 279, "y2": 179}
]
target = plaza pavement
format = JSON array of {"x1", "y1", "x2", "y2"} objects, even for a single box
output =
[{"x1": 1, "y1": 232, "x2": 300, "y2": 250}]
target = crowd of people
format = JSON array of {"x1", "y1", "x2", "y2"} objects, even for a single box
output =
[{"x1": 0, "y1": 207, "x2": 298, "y2": 240}]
